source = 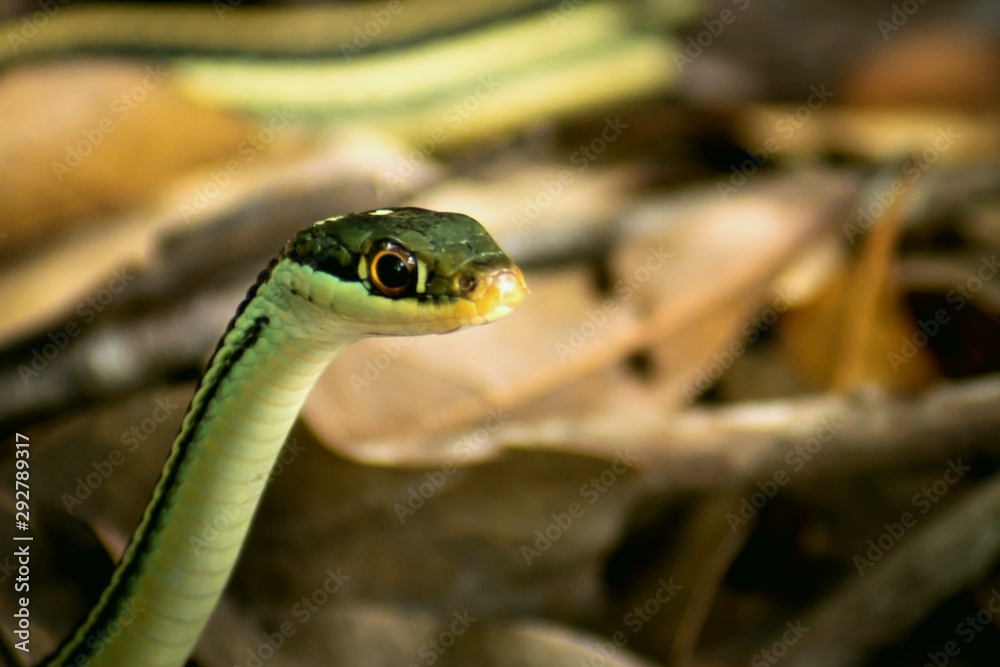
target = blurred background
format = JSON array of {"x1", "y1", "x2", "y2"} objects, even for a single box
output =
[{"x1": 2, "y1": 0, "x2": 1000, "y2": 665}]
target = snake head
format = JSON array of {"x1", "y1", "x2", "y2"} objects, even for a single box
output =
[{"x1": 277, "y1": 207, "x2": 526, "y2": 337}]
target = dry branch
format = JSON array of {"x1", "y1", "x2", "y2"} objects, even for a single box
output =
[
  {"x1": 782, "y1": 471, "x2": 1000, "y2": 667},
  {"x1": 487, "y1": 374, "x2": 1000, "y2": 491}
]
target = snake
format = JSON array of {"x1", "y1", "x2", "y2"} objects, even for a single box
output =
[
  {"x1": 39, "y1": 207, "x2": 526, "y2": 666},
  {"x1": 0, "y1": 0, "x2": 697, "y2": 140}
]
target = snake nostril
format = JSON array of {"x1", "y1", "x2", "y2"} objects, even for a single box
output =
[{"x1": 458, "y1": 273, "x2": 478, "y2": 294}]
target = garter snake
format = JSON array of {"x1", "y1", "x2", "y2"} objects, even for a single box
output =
[{"x1": 39, "y1": 207, "x2": 525, "y2": 666}]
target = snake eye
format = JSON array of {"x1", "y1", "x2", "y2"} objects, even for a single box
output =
[{"x1": 368, "y1": 241, "x2": 416, "y2": 298}]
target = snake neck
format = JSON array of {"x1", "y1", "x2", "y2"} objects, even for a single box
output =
[{"x1": 43, "y1": 282, "x2": 347, "y2": 667}]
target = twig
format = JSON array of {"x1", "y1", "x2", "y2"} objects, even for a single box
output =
[
  {"x1": 478, "y1": 375, "x2": 1000, "y2": 491},
  {"x1": 782, "y1": 471, "x2": 1000, "y2": 667}
]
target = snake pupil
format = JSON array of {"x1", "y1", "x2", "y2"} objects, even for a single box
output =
[
  {"x1": 377, "y1": 254, "x2": 409, "y2": 288},
  {"x1": 368, "y1": 241, "x2": 416, "y2": 297}
]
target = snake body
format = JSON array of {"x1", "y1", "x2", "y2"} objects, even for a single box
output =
[
  {"x1": 0, "y1": 0, "x2": 697, "y2": 141},
  {"x1": 40, "y1": 208, "x2": 525, "y2": 666}
]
